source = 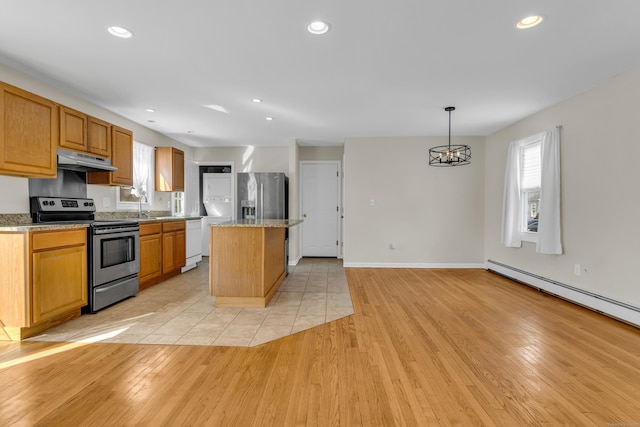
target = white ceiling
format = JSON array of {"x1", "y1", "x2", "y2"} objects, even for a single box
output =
[{"x1": 1, "y1": 1, "x2": 640, "y2": 148}]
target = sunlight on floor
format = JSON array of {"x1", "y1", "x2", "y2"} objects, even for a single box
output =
[{"x1": 25, "y1": 258, "x2": 353, "y2": 347}]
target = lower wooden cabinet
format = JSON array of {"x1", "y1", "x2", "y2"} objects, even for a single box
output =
[
  {"x1": 0, "y1": 227, "x2": 87, "y2": 340},
  {"x1": 139, "y1": 220, "x2": 186, "y2": 290},
  {"x1": 139, "y1": 222, "x2": 162, "y2": 286},
  {"x1": 162, "y1": 221, "x2": 186, "y2": 274}
]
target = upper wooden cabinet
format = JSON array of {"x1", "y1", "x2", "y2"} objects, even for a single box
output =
[
  {"x1": 0, "y1": 82, "x2": 57, "y2": 178},
  {"x1": 155, "y1": 146, "x2": 184, "y2": 192},
  {"x1": 87, "y1": 116, "x2": 111, "y2": 158},
  {"x1": 87, "y1": 125, "x2": 133, "y2": 186},
  {"x1": 60, "y1": 107, "x2": 112, "y2": 158},
  {"x1": 60, "y1": 106, "x2": 87, "y2": 152}
]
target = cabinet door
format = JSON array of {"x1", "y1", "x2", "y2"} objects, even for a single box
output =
[
  {"x1": 0, "y1": 83, "x2": 57, "y2": 178},
  {"x1": 155, "y1": 147, "x2": 184, "y2": 191},
  {"x1": 140, "y1": 233, "x2": 162, "y2": 283},
  {"x1": 87, "y1": 116, "x2": 111, "y2": 158},
  {"x1": 175, "y1": 229, "x2": 186, "y2": 269},
  {"x1": 87, "y1": 125, "x2": 133, "y2": 185},
  {"x1": 31, "y1": 230, "x2": 87, "y2": 324},
  {"x1": 162, "y1": 231, "x2": 176, "y2": 273},
  {"x1": 173, "y1": 148, "x2": 185, "y2": 191},
  {"x1": 59, "y1": 106, "x2": 88, "y2": 152},
  {"x1": 111, "y1": 126, "x2": 133, "y2": 185}
]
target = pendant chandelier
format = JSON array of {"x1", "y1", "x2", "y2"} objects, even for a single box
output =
[{"x1": 428, "y1": 106, "x2": 471, "y2": 167}]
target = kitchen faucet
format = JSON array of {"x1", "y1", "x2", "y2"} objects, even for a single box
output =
[{"x1": 138, "y1": 194, "x2": 150, "y2": 218}]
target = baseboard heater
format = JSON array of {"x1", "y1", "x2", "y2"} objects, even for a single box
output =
[{"x1": 486, "y1": 259, "x2": 640, "y2": 328}]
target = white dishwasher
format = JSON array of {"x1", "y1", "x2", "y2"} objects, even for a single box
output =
[{"x1": 182, "y1": 218, "x2": 203, "y2": 272}]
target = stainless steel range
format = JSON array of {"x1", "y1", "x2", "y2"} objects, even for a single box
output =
[{"x1": 30, "y1": 196, "x2": 140, "y2": 313}]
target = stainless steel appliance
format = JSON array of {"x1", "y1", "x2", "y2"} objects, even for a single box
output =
[
  {"x1": 57, "y1": 148, "x2": 118, "y2": 172},
  {"x1": 237, "y1": 172, "x2": 289, "y2": 273},
  {"x1": 237, "y1": 172, "x2": 288, "y2": 220},
  {"x1": 30, "y1": 196, "x2": 140, "y2": 313}
]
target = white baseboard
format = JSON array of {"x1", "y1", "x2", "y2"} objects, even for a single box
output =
[
  {"x1": 289, "y1": 255, "x2": 302, "y2": 266},
  {"x1": 486, "y1": 259, "x2": 640, "y2": 328},
  {"x1": 343, "y1": 262, "x2": 485, "y2": 269}
]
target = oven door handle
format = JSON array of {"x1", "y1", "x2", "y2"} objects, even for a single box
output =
[
  {"x1": 93, "y1": 226, "x2": 140, "y2": 235},
  {"x1": 95, "y1": 281, "x2": 129, "y2": 293}
]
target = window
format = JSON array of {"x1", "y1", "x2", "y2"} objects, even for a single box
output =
[
  {"x1": 521, "y1": 140, "x2": 541, "y2": 240},
  {"x1": 501, "y1": 127, "x2": 562, "y2": 254},
  {"x1": 117, "y1": 141, "x2": 154, "y2": 209}
]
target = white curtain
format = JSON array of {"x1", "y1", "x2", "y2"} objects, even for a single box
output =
[
  {"x1": 501, "y1": 140, "x2": 522, "y2": 247},
  {"x1": 501, "y1": 127, "x2": 562, "y2": 254},
  {"x1": 132, "y1": 142, "x2": 154, "y2": 200},
  {"x1": 537, "y1": 127, "x2": 562, "y2": 254}
]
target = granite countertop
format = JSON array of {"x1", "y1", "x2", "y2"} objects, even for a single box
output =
[
  {"x1": 210, "y1": 219, "x2": 303, "y2": 228},
  {"x1": 0, "y1": 223, "x2": 90, "y2": 232},
  {"x1": 0, "y1": 213, "x2": 202, "y2": 232},
  {"x1": 136, "y1": 216, "x2": 202, "y2": 223}
]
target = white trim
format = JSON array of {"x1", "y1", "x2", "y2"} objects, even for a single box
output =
[
  {"x1": 195, "y1": 161, "x2": 235, "y2": 219},
  {"x1": 343, "y1": 262, "x2": 485, "y2": 269},
  {"x1": 486, "y1": 260, "x2": 640, "y2": 327},
  {"x1": 300, "y1": 160, "x2": 342, "y2": 257},
  {"x1": 288, "y1": 255, "x2": 302, "y2": 266}
]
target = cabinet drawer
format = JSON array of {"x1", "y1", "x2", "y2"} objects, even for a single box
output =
[
  {"x1": 140, "y1": 222, "x2": 162, "y2": 236},
  {"x1": 162, "y1": 221, "x2": 185, "y2": 232},
  {"x1": 31, "y1": 228, "x2": 86, "y2": 251}
]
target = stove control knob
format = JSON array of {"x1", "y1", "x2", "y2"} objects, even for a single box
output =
[
  {"x1": 42, "y1": 201, "x2": 48, "y2": 206},
  {"x1": 84, "y1": 202, "x2": 89, "y2": 206},
  {"x1": 89, "y1": 202, "x2": 94, "y2": 206},
  {"x1": 49, "y1": 201, "x2": 55, "y2": 206}
]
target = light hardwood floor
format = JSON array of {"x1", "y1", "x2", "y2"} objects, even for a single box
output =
[{"x1": 1, "y1": 265, "x2": 639, "y2": 426}]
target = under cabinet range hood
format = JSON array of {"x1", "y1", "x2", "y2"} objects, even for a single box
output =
[{"x1": 57, "y1": 148, "x2": 118, "y2": 172}]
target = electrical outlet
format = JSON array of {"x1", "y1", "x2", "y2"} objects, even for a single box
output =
[
  {"x1": 102, "y1": 197, "x2": 110, "y2": 208},
  {"x1": 369, "y1": 199, "x2": 375, "y2": 206},
  {"x1": 574, "y1": 264, "x2": 581, "y2": 276}
]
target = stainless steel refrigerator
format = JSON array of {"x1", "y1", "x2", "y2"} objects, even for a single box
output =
[
  {"x1": 237, "y1": 172, "x2": 289, "y2": 273},
  {"x1": 237, "y1": 172, "x2": 288, "y2": 220}
]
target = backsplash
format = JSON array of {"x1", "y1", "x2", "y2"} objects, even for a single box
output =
[
  {"x1": 0, "y1": 214, "x2": 32, "y2": 226},
  {"x1": 95, "y1": 211, "x2": 171, "y2": 220}
]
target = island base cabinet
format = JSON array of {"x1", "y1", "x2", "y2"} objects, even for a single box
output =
[{"x1": 210, "y1": 227, "x2": 285, "y2": 308}]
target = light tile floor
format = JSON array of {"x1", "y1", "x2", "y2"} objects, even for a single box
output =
[{"x1": 26, "y1": 258, "x2": 353, "y2": 347}]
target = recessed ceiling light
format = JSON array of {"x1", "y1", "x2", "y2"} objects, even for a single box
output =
[
  {"x1": 144, "y1": 108, "x2": 155, "y2": 113},
  {"x1": 307, "y1": 21, "x2": 330, "y2": 35},
  {"x1": 516, "y1": 15, "x2": 544, "y2": 29},
  {"x1": 187, "y1": 130, "x2": 196, "y2": 134},
  {"x1": 265, "y1": 117, "x2": 274, "y2": 121},
  {"x1": 252, "y1": 98, "x2": 263, "y2": 103},
  {"x1": 147, "y1": 120, "x2": 155, "y2": 123},
  {"x1": 107, "y1": 26, "x2": 134, "y2": 38}
]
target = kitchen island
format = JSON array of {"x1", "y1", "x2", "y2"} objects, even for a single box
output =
[{"x1": 209, "y1": 219, "x2": 302, "y2": 307}]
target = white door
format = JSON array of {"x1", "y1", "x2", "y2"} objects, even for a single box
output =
[{"x1": 301, "y1": 161, "x2": 340, "y2": 257}]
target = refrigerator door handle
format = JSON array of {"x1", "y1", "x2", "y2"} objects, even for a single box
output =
[{"x1": 260, "y1": 183, "x2": 264, "y2": 220}]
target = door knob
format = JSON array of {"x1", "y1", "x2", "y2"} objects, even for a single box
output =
[{"x1": 303, "y1": 213, "x2": 307, "y2": 218}]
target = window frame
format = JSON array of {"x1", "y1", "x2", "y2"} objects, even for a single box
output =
[{"x1": 519, "y1": 138, "x2": 542, "y2": 243}]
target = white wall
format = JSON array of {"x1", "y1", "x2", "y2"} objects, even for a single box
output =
[
  {"x1": 299, "y1": 146, "x2": 344, "y2": 161},
  {"x1": 343, "y1": 136, "x2": 485, "y2": 266},
  {"x1": 0, "y1": 64, "x2": 189, "y2": 213},
  {"x1": 193, "y1": 146, "x2": 289, "y2": 173},
  {"x1": 288, "y1": 140, "x2": 301, "y2": 264},
  {"x1": 484, "y1": 64, "x2": 640, "y2": 308}
]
